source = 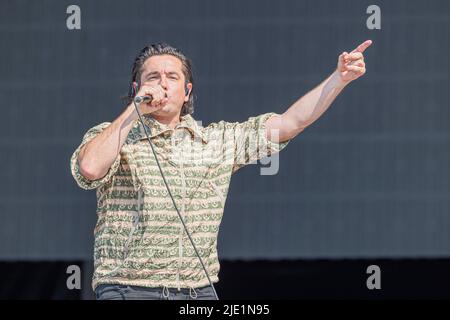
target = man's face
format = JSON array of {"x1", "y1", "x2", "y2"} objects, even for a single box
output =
[{"x1": 139, "y1": 54, "x2": 192, "y2": 118}]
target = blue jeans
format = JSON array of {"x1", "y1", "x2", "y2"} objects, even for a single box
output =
[{"x1": 95, "y1": 283, "x2": 217, "y2": 300}]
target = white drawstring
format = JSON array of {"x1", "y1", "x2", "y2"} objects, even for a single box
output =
[
  {"x1": 162, "y1": 285, "x2": 197, "y2": 299},
  {"x1": 189, "y1": 286, "x2": 198, "y2": 299},
  {"x1": 162, "y1": 285, "x2": 170, "y2": 298}
]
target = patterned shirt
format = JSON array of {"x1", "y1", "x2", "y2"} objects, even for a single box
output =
[{"x1": 70, "y1": 112, "x2": 290, "y2": 291}]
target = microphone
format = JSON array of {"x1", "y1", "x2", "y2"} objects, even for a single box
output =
[{"x1": 133, "y1": 95, "x2": 152, "y2": 104}]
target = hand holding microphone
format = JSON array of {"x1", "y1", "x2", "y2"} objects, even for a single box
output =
[{"x1": 133, "y1": 82, "x2": 169, "y2": 115}]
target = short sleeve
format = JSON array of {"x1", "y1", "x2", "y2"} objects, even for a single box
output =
[
  {"x1": 232, "y1": 112, "x2": 290, "y2": 173},
  {"x1": 70, "y1": 122, "x2": 121, "y2": 190}
]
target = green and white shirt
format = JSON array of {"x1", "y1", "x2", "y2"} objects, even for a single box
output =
[{"x1": 70, "y1": 112, "x2": 290, "y2": 291}]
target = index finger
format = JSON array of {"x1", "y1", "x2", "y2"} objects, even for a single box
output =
[{"x1": 351, "y1": 40, "x2": 373, "y2": 53}]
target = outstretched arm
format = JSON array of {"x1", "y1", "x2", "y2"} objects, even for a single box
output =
[{"x1": 266, "y1": 40, "x2": 373, "y2": 143}]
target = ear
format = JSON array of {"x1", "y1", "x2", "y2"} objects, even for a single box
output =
[
  {"x1": 132, "y1": 81, "x2": 139, "y2": 96},
  {"x1": 184, "y1": 82, "x2": 193, "y2": 102}
]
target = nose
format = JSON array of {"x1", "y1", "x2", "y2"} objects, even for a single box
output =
[{"x1": 160, "y1": 74, "x2": 168, "y2": 90}]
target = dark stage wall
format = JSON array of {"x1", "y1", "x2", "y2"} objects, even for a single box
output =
[{"x1": 0, "y1": 0, "x2": 449, "y2": 263}]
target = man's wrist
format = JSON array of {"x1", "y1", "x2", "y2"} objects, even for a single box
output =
[
  {"x1": 332, "y1": 69, "x2": 350, "y2": 90},
  {"x1": 126, "y1": 103, "x2": 140, "y2": 121}
]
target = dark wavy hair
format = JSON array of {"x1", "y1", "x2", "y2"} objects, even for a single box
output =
[{"x1": 123, "y1": 43, "x2": 195, "y2": 116}]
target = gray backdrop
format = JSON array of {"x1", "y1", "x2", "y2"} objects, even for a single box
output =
[{"x1": 0, "y1": 0, "x2": 449, "y2": 260}]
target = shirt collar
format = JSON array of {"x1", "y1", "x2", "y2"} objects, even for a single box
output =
[{"x1": 131, "y1": 114, "x2": 208, "y2": 144}]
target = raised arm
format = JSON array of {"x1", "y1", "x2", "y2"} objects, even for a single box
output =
[{"x1": 266, "y1": 40, "x2": 373, "y2": 143}]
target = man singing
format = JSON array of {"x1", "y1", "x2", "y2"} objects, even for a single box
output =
[{"x1": 70, "y1": 41, "x2": 371, "y2": 300}]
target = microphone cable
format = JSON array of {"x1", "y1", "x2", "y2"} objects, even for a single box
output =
[{"x1": 132, "y1": 92, "x2": 219, "y2": 300}]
